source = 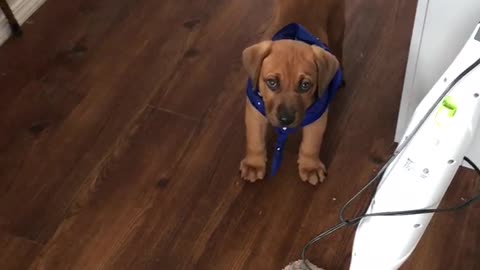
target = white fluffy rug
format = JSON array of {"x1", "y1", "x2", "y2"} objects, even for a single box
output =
[{"x1": 282, "y1": 260, "x2": 324, "y2": 270}]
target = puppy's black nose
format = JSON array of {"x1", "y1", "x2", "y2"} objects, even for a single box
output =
[{"x1": 276, "y1": 105, "x2": 295, "y2": 126}]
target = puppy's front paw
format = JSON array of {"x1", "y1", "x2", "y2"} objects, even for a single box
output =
[
  {"x1": 298, "y1": 157, "x2": 327, "y2": 186},
  {"x1": 240, "y1": 155, "x2": 266, "y2": 183}
]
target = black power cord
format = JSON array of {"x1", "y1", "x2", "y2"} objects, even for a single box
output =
[
  {"x1": 301, "y1": 157, "x2": 480, "y2": 269},
  {"x1": 301, "y1": 56, "x2": 480, "y2": 269}
]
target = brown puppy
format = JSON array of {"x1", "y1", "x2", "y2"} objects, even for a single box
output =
[{"x1": 240, "y1": 0, "x2": 345, "y2": 185}]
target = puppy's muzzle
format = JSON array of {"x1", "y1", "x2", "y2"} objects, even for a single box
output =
[{"x1": 276, "y1": 104, "x2": 296, "y2": 126}]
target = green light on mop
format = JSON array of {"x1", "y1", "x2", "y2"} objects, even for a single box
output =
[{"x1": 435, "y1": 96, "x2": 457, "y2": 127}]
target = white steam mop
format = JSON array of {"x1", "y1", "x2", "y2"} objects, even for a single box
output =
[{"x1": 285, "y1": 21, "x2": 480, "y2": 270}]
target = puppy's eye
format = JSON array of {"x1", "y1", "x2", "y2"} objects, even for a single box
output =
[
  {"x1": 298, "y1": 80, "x2": 312, "y2": 93},
  {"x1": 265, "y1": 79, "x2": 279, "y2": 91}
]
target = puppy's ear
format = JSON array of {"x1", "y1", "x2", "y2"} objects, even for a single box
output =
[
  {"x1": 311, "y1": 45, "x2": 340, "y2": 96},
  {"x1": 242, "y1": 41, "x2": 272, "y2": 88}
]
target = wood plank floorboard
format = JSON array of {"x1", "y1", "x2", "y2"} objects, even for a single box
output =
[
  {"x1": 0, "y1": 230, "x2": 41, "y2": 270},
  {"x1": 0, "y1": 0, "x2": 478, "y2": 269}
]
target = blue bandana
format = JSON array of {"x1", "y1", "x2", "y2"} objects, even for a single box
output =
[{"x1": 246, "y1": 23, "x2": 343, "y2": 177}]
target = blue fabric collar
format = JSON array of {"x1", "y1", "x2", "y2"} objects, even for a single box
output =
[{"x1": 246, "y1": 23, "x2": 343, "y2": 177}]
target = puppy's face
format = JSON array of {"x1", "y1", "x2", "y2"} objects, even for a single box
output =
[{"x1": 243, "y1": 40, "x2": 339, "y2": 128}]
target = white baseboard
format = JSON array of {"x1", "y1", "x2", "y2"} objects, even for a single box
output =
[{"x1": 0, "y1": 0, "x2": 46, "y2": 46}]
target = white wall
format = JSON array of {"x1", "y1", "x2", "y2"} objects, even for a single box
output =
[{"x1": 396, "y1": 0, "x2": 480, "y2": 167}]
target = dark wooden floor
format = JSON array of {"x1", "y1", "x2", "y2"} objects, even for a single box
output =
[{"x1": 0, "y1": 0, "x2": 478, "y2": 269}]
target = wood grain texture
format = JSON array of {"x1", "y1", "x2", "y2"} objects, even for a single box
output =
[
  {"x1": 0, "y1": 0, "x2": 478, "y2": 269},
  {"x1": 0, "y1": 0, "x2": 225, "y2": 243},
  {"x1": 0, "y1": 230, "x2": 41, "y2": 270},
  {"x1": 28, "y1": 107, "x2": 199, "y2": 270}
]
